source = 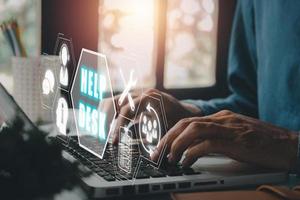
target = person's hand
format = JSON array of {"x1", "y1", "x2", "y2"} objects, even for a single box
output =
[
  {"x1": 151, "y1": 110, "x2": 298, "y2": 170},
  {"x1": 112, "y1": 89, "x2": 201, "y2": 144}
]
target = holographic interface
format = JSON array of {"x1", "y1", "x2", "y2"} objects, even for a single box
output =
[
  {"x1": 54, "y1": 33, "x2": 76, "y2": 92},
  {"x1": 118, "y1": 69, "x2": 137, "y2": 112},
  {"x1": 134, "y1": 93, "x2": 168, "y2": 166},
  {"x1": 39, "y1": 34, "x2": 169, "y2": 182},
  {"x1": 118, "y1": 126, "x2": 133, "y2": 173},
  {"x1": 40, "y1": 56, "x2": 59, "y2": 110},
  {"x1": 71, "y1": 48, "x2": 116, "y2": 159},
  {"x1": 139, "y1": 102, "x2": 161, "y2": 155}
]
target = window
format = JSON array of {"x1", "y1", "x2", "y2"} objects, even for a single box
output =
[
  {"x1": 98, "y1": 0, "x2": 155, "y2": 90},
  {"x1": 98, "y1": 0, "x2": 218, "y2": 91},
  {"x1": 164, "y1": 0, "x2": 218, "y2": 89}
]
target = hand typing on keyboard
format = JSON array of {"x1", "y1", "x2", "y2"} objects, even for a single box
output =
[
  {"x1": 151, "y1": 110, "x2": 298, "y2": 171},
  {"x1": 112, "y1": 89, "x2": 201, "y2": 145}
]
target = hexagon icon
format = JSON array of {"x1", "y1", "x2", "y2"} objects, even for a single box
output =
[
  {"x1": 108, "y1": 54, "x2": 144, "y2": 120},
  {"x1": 53, "y1": 34, "x2": 76, "y2": 92},
  {"x1": 71, "y1": 48, "x2": 116, "y2": 159},
  {"x1": 51, "y1": 89, "x2": 75, "y2": 144},
  {"x1": 112, "y1": 116, "x2": 141, "y2": 183},
  {"x1": 39, "y1": 55, "x2": 60, "y2": 110},
  {"x1": 134, "y1": 93, "x2": 168, "y2": 166}
]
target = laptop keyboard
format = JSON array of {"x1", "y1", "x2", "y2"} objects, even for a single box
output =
[{"x1": 51, "y1": 136, "x2": 200, "y2": 182}]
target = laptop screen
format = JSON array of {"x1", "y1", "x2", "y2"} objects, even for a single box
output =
[{"x1": 0, "y1": 83, "x2": 35, "y2": 131}]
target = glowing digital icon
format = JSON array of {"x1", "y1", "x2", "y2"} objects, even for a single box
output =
[
  {"x1": 0, "y1": 122, "x2": 8, "y2": 132},
  {"x1": 59, "y1": 43, "x2": 69, "y2": 87},
  {"x1": 80, "y1": 66, "x2": 106, "y2": 101},
  {"x1": 78, "y1": 100, "x2": 107, "y2": 141},
  {"x1": 139, "y1": 103, "x2": 161, "y2": 155},
  {"x1": 142, "y1": 114, "x2": 158, "y2": 143},
  {"x1": 118, "y1": 69, "x2": 137, "y2": 112},
  {"x1": 56, "y1": 97, "x2": 69, "y2": 135},
  {"x1": 78, "y1": 66, "x2": 107, "y2": 141},
  {"x1": 118, "y1": 126, "x2": 133, "y2": 173},
  {"x1": 71, "y1": 48, "x2": 116, "y2": 159},
  {"x1": 42, "y1": 70, "x2": 55, "y2": 95}
]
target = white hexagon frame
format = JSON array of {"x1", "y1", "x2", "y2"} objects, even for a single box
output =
[{"x1": 71, "y1": 48, "x2": 116, "y2": 159}]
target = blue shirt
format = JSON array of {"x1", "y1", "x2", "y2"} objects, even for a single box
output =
[{"x1": 186, "y1": 0, "x2": 300, "y2": 131}]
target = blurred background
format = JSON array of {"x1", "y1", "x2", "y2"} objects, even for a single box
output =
[
  {"x1": 0, "y1": 0, "x2": 236, "y2": 122},
  {"x1": 0, "y1": 0, "x2": 40, "y2": 92}
]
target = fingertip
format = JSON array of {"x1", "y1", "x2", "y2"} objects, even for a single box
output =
[
  {"x1": 150, "y1": 153, "x2": 155, "y2": 161},
  {"x1": 168, "y1": 153, "x2": 176, "y2": 164},
  {"x1": 182, "y1": 158, "x2": 195, "y2": 168},
  {"x1": 112, "y1": 133, "x2": 118, "y2": 145},
  {"x1": 150, "y1": 149, "x2": 158, "y2": 161}
]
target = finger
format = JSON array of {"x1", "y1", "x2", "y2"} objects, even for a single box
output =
[
  {"x1": 115, "y1": 91, "x2": 139, "y2": 113},
  {"x1": 193, "y1": 111, "x2": 241, "y2": 125},
  {"x1": 112, "y1": 90, "x2": 162, "y2": 145},
  {"x1": 168, "y1": 122, "x2": 236, "y2": 164},
  {"x1": 144, "y1": 88, "x2": 161, "y2": 98},
  {"x1": 118, "y1": 89, "x2": 162, "y2": 120},
  {"x1": 183, "y1": 140, "x2": 232, "y2": 167},
  {"x1": 182, "y1": 140, "x2": 214, "y2": 167},
  {"x1": 150, "y1": 118, "x2": 192, "y2": 161},
  {"x1": 112, "y1": 98, "x2": 140, "y2": 144},
  {"x1": 182, "y1": 139, "x2": 229, "y2": 167}
]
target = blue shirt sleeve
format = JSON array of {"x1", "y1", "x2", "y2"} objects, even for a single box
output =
[{"x1": 184, "y1": 0, "x2": 258, "y2": 118}]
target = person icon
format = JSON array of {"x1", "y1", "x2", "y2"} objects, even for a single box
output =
[
  {"x1": 56, "y1": 97, "x2": 69, "y2": 135},
  {"x1": 152, "y1": 119, "x2": 158, "y2": 140},
  {"x1": 142, "y1": 115, "x2": 147, "y2": 134},
  {"x1": 59, "y1": 44, "x2": 69, "y2": 87},
  {"x1": 146, "y1": 119, "x2": 153, "y2": 143},
  {"x1": 139, "y1": 104, "x2": 162, "y2": 156}
]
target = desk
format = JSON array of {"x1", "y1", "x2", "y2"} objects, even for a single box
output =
[{"x1": 55, "y1": 175, "x2": 300, "y2": 200}]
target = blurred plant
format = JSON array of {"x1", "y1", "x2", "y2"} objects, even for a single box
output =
[{"x1": 0, "y1": 117, "x2": 85, "y2": 200}]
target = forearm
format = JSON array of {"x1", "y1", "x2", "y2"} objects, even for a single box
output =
[
  {"x1": 180, "y1": 102, "x2": 203, "y2": 117},
  {"x1": 183, "y1": 93, "x2": 258, "y2": 118}
]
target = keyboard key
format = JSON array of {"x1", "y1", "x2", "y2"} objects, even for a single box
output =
[
  {"x1": 97, "y1": 171, "x2": 109, "y2": 177},
  {"x1": 104, "y1": 167, "x2": 116, "y2": 173},
  {"x1": 88, "y1": 157, "x2": 101, "y2": 162},
  {"x1": 116, "y1": 174, "x2": 132, "y2": 180},
  {"x1": 136, "y1": 172, "x2": 150, "y2": 179},
  {"x1": 167, "y1": 171, "x2": 183, "y2": 176},
  {"x1": 93, "y1": 160, "x2": 109, "y2": 165},
  {"x1": 166, "y1": 168, "x2": 183, "y2": 176},
  {"x1": 103, "y1": 175, "x2": 116, "y2": 181},
  {"x1": 182, "y1": 168, "x2": 201, "y2": 175},
  {"x1": 143, "y1": 168, "x2": 165, "y2": 178}
]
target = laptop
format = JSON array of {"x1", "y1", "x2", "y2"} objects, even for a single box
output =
[{"x1": 0, "y1": 83, "x2": 287, "y2": 198}]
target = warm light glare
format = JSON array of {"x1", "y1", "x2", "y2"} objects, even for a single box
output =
[
  {"x1": 202, "y1": 0, "x2": 215, "y2": 14},
  {"x1": 164, "y1": 0, "x2": 218, "y2": 88},
  {"x1": 198, "y1": 15, "x2": 213, "y2": 32},
  {"x1": 100, "y1": 0, "x2": 155, "y2": 89},
  {"x1": 180, "y1": 0, "x2": 200, "y2": 15}
]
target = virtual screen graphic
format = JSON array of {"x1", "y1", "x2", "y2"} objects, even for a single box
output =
[
  {"x1": 108, "y1": 55, "x2": 144, "y2": 120},
  {"x1": 71, "y1": 49, "x2": 116, "y2": 158},
  {"x1": 135, "y1": 93, "x2": 168, "y2": 165},
  {"x1": 118, "y1": 126, "x2": 133, "y2": 173},
  {"x1": 52, "y1": 90, "x2": 74, "y2": 137},
  {"x1": 40, "y1": 56, "x2": 59, "y2": 109},
  {"x1": 111, "y1": 116, "x2": 140, "y2": 182},
  {"x1": 139, "y1": 102, "x2": 161, "y2": 155},
  {"x1": 54, "y1": 34, "x2": 76, "y2": 92}
]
